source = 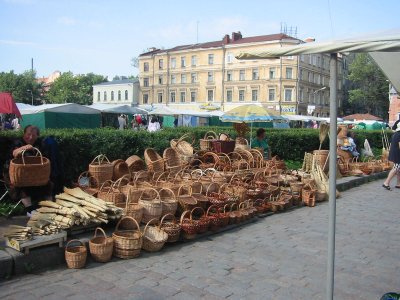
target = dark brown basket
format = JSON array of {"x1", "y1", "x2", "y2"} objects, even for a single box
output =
[
  {"x1": 9, "y1": 147, "x2": 51, "y2": 187},
  {"x1": 211, "y1": 140, "x2": 236, "y2": 154}
]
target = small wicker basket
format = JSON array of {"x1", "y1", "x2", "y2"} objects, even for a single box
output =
[
  {"x1": 160, "y1": 213, "x2": 181, "y2": 243},
  {"x1": 88, "y1": 154, "x2": 113, "y2": 185},
  {"x1": 89, "y1": 228, "x2": 114, "y2": 263},
  {"x1": 142, "y1": 218, "x2": 168, "y2": 252},
  {"x1": 65, "y1": 239, "x2": 87, "y2": 269},
  {"x1": 112, "y1": 217, "x2": 142, "y2": 259}
]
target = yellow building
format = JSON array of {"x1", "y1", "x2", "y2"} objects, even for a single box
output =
[{"x1": 138, "y1": 32, "x2": 343, "y2": 116}]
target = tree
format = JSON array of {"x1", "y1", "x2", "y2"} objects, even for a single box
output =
[
  {"x1": 47, "y1": 72, "x2": 107, "y2": 105},
  {"x1": 0, "y1": 70, "x2": 42, "y2": 104},
  {"x1": 347, "y1": 53, "x2": 389, "y2": 118}
]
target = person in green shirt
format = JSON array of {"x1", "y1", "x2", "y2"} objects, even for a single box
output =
[{"x1": 251, "y1": 128, "x2": 270, "y2": 159}]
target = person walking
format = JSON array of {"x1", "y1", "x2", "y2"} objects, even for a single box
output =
[{"x1": 382, "y1": 122, "x2": 400, "y2": 190}]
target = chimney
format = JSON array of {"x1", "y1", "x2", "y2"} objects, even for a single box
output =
[
  {"x1": 304, "y1": 37, "x2": 315, "y2": 43},
  {"x1": 231, "y1": 31, "x2": 242, "y2": 42},
  {"x1": 223, "y1": 34, "x2": 230, "y2": 44}
]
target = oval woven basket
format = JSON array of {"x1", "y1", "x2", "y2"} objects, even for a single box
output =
[
  {"x1": 97, "y1": 180, "x2": 126, "y2": 206},
  {"x1": 160, "y1": 213, "x2": 181, "y2": 243},
  {"x1": 142, "y1": 218, "x2": 168, "y2": 252},
  {"x1": 89, "y1": 228, "x2": 114, "y2": 263},
  {"x1": 159, "y1": 188, "x2": 178, "y2": 216},
  {"x1": 199, "y1": 131, "x2": 218, "y2": 151},
  {"x1": 138, "y1": 188, "x2": 162, "y2": 224},
  {"x1": 144, "y1": 148, "x2": 165, "y2": 174},
  {"x1": 9, "y1": 147, "x2": 51, "y2": 187},
  {"x1": 125, "y1": 155, "x2": 145, "y2": 172},
  {"x1": 88, "y1": 154, "x2": 113, "y2": 185},
  {"x1": 112, "y1": 159, "x2": 130, "y2": 181},
  {"x1": 65, "y1": 239, "x2": 87, "y2": 269},
  {"x1": 112, "y1": 217, "x2": 142, "y2": 259}
]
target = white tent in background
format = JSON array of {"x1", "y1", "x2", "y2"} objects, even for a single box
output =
[
  {"x1": 19, "y1": 103, "x2": 99, "y2": 115},
  {"x1": 236, "y1": 29, "x2": 400, "y2": 300},
  {"x1": 148, "y1": 106, "x2": 224, "y2": 117},
  {"x1": 87, "y1": 103, "x2": 147, "y2": 114},
  {"x1": 16, "y1": 103, "x2": 34, "y2": 111}
]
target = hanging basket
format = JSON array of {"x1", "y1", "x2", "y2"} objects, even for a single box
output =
[
  {"x1": 88, "y1": 154, "x2": 113, "y2": 185},
  {"x1": 160, "y1": 213, "x2": 181, "y2": 243},
  {"x1": 65, "y1": 239, "x2": 87, "y2": 269},
  {"x1": 142, "y1": 218, "x2": 168, "y2": 252},
  {"x1": 112, "y1": 216, "x2": 142, "y2": 259},
  {"x1": 89, "y1": 227, "x2": 114, "y2": 263},
  {"x1": 9, "y1": 147, "x2": 51, "y2": 187}
]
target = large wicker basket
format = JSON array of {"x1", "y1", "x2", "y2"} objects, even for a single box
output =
[
  {"x1": 65, "y1": 239, "x2": 87, "y2": 269},
  {"x1": 112, "y1": 217, "x2": 142, "y2": 259},
  {"x1": 159, "y1": 188, "x2": 178, "y2": 216},
  {"x1": 9, "y1": 147, "x2": 51, "y2": 187},
  {"x1": 199, "y1": 131, "x2": 218, "y2": 151},
  {"x1": 138, "y1": 188, "x2": 162, "y2": 224},
  {"x1": 142, "y1": 218, "x2": 168, "y2": 252},
  {"x1": 111, "y1": 159, "x2": 130, "y2": 181},
  {"x1": 144, "y1": 148, "x2": 165, "y2": 174},
  {"x1": 120, "y1": 195, "x2": 143, "y2": 229},
  {"x1": 170, "y1": 133, "x2": 194, "y2": 163},
  {"x1": 89, "y1": 227, "x2": 114, "y2": 263},
  {"x1": 88, "y1": 154, "x2": 113, "y2": 185}
]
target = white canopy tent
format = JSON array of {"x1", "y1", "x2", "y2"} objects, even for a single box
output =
[
  {"x1": 87, "y1": 103, "x2": 148, "y2": 115},
  {"x1": 148, "y1": 106, "x2": 224, "y2": 117},
  {"x1": 19, "y1": 103, "x2": 100, "y2": 115},
  {"x1": 237, "y1": 30, "x2": 400, "y2": 300}
]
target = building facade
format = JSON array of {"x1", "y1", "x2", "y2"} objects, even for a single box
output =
[
  {"x1": 138, "y1": 32, "x2": 343, "y2": 116},
  {"x1": 92, "y1": 79, "x2": 139, "y2": 105}
]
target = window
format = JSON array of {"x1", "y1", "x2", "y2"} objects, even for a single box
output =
[
  {"x1": 158, "y1": 93, "x2": 163, "y2": 103},
  {"x1": 191, "y1": 55, "x2": 197, "y2": 66},
  {"x1": 143, "y1": 78, "x2": 149, "y2": 87},
  {"x1": 118, "y1": 90, "x2": 121, "y2": 101},
  {"x1": 159, "y1": 59, "x2": 163, "y2": 70},
  {"x1": 268, "y1": 89, "x2": 275, "y2": 101},
  {"x1": 299, "y1": 69, "x2": 303, "y2": 80},
  {"x1": 300, "y1": 54, "x2": 305, "y2": 62},
  {"x1": 286, "y1": 67, "x2": 293, "y2": 79},
  {"x1": 111, "y1": 91, "x2": 114, "y2": 101},
  {"x1": 252, "y1": 69, "x2": 259, "y2": 80},
  {"x1": 158, "y1": 75, "x2": 163, "y2": 85},
  {"x1": 308, "y1": 72, "x2": 313, "y2": 82},
  {"x1": 284, "y1": 89, "x2": 292, "y2": 102},
  {"x1": 269, "y1": 68, "x2": 276, "y2": 79},
  {"x1": 170, "y1": 91, "x2": 176, "y2": 103},
  {"x1": 207, "y1": 72, "x2": 214, "y2": 83},
  {"x1": 171, "y1": 75, "x2": 176, "y2": 84},
  {"x1": 191, "y1": 73, "x2": 197, "y2": 83},
  {"x1": 208, "y1": 54, "x2": 214, "y2": 65},
  {"x1": 97, "y1": 91, "x2": 100, "y2": 102},
  {"x1": 125, "y1": 90, "x2": 128, "y2": 100},
  {"x1": 144, "y1": 62, "x2": 149, "y2": 72},
  {"x1": 226, "y1": 52, "x2": 234, "y2": 63},
  {"x1": 171, "y1": 57, "x2": 176, "y2": 69},
  {"x1": 251, "y1": 90, "x2": 258, "y2": 102},
  {"x1": 299, "y1": 89, "x2": 304, "y2": 103},
  {"x1": 181, "y1": 56, "x2": 186, "y2": 68},
  {"x1": 226, "y1": 90, "x2": 232, "y2": 102},
  {"x1": 104, "y1": 91, "x2": 107, "y2": 101},
  {"x1": 227, "y1": 71, "x2": 233, "y2": 81},
  {"x1": 181, "y1": 74, "x2": 186, "y2": 84},
  {"x1": 180, "y1": 91, "x2": 186, "y2": 103},
  {"x1": 239, "y1": 70, "x2": 245, "y2": 81},
  {"x1": 317, "y1": 56, "x2": 321, "y2": 67},
  {"x1": 207, "y1": 90, "x2": 214, "y2": 102},
  {"x1": 239, "y1": 90, "x2": 245, "y2": 102},
  {"x1": 143, "y1": 93, "x2": 148, "y2": 104},
  {"x1": 190, "y1": 91, "x2": 196, "y2": 102}
]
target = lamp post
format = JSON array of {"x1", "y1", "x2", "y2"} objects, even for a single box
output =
[{"x1": 27, "y1": 89, "x2": 34, "y2": 105}]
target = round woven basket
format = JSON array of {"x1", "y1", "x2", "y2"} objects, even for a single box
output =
[
  {"x1": 89, "y1": 227, "x2": 114, "y2": 263},
  {"x1": 97, "y1": 180, "x2": 125, "y2": 207},
  {"x1": 160, "y1": 213, "x2": 181, "y2": 243},
  {"x1": 199, "y1": 131, "x2": 218, "y2": 151},
  {"x1": 180, "y1": 210, "x2": 198, "y2": 240},
  {"x1": 177, "y1": 185, "x2": 197, "y2": 212},
  {"x1": 112, "y1": 217, "x2": 142, "y2": 259},
  {"x1": 125, "y1": 155, "x2": 145, "y2": 173},
  {"x1": 142, "y1": 218, "x2": 168, "y2": 252},
  {"x1": 159, "y1": 188, "x2": 178, "y2": 216},
  {"x1": 121, "y1": 195, "x2": 143, "y2": 228},
  {"x1": 112, "y1": 159, "x2": 130, "y2": 181},
  {"x1": 170, "y1": 133, "x2": 194, "y2": 162},
  {"x1": 88, "y1": 154, "x2": 113, "y2": 185},
  {"x1": 191, "y1": 181, "x2": 209, "y2": 210},
  {"x1": 144, "y1": 148, "x2": 165, "y2": 174},
  {"x1": 138, "y1": 188, "x2": 162, "y2": 224},
  {"x1": 191, "y1": 207, "x2": 209, "y2": 234},
  {"x1": 9, "y1": 147, "x2": 51, "y2": 187},
  {"x1": 65, "y1": 239, "x2": 87, "y2": 269}
]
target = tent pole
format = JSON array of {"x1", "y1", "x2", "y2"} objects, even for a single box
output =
[{"x1": 327, "y1": 52, "x2": 338, "y2": 300}]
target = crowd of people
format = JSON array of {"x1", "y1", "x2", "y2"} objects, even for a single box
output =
[
  {"x1": 116, "y1": 114, "x2": 180, "y2": 132},
  {"x1": 0, "y1": 114, "x2": 20, "y2": 131}
]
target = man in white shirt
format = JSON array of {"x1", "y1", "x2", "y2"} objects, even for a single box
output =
[{"x1": 117, "y1": 114, "x2": 126, "y2": 130}]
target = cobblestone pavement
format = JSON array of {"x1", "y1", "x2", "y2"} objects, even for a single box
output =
[{"x1": 1, "y1": 180, "x2": 399, "y2": 299}]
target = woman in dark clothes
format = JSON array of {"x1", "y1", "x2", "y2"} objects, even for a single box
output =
[{"x1": 382, "y1": 122, "x2": 400, "y2": 190}]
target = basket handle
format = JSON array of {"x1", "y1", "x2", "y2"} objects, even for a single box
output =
[
  {"x1": 206, "y1": 182, "x2": 220, "y2": 195},
  {"x1": 230, "y1": 202, "x2": 238, "y2": 211},
  {"x1": 203, "y1": 131, "x2": 218, "y2": 140},
  {"x1": 190, "y1": 169, "x2": 204, "y2": 180},
  {"x1": 177, "y1": 133, "x2": 195, "y2": 146},
  {"x1": 115, "y1": 216, "x2": 140, "y2": 232},
  {"x1": 139, "y1": 188, "x2": 161, "y2": 202},
  {"x1": 133, "y1": 170, "x2": 149, "y2": 183},
  {"x1": 223, "y1": 203, "x2": 230, "y2": 213},
  {"x1": 159, "y1": 213, "x2": 177, "y2": 229},
  {"x1": 159, "y1": 188, "x2": 176, "y2": 201},
  {"x1": 78, "y1": 171, "x2": 98, "y2": 188},
  {"x1": 190, "y1": 181, "x2": 203, "y2": 194},
  {"x1": 143, "y1": 218, "x2": 159, "y2": 235},
  {"x1": 180, "y1": 210, "x2": 192, "y2": 224},
  {"x1": 190, "y1": 206, "x2": 205, "y2": 218},
  {"x1": 99, "y1": 180, "x2": 113, "y2": 192},
  {"x1": 155, "y1": 171, "x2": 168, "y2": 183},
  {"x1": 20, "y1": 147, "x2": 44, "y2": 165},
  {"x1": 206, "y1": 205, "x2": 219, "y2": 217},
  {"x1": 177, "y1": 185, "x2": 192, "y2": 197},
  {"x1": 113, "y1": 176, "x2": 129, "y2": 190},
  {"x1": 90, "y1": 154, "x2": 111, "y2": 165},
  {"x1": 66, "y1": 239, "x2": 85, "y2": 249},
  {"x1": 93, "y1": 227, "x2": 108, "y2": 240}
]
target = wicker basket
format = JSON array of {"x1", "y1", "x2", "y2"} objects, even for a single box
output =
[
  {"x1": 191, "y1": 207, "x2": 209, "y2": 234},
  {"x1": 112, "y1": 216, "x2": 142, "y2": 259},
  {"x1": 290, "y1": 182, "x2": 304, "y2": 194},
  {"x1": 234, "y1": 137, "x2": 250, "y2": 150},
  {"x1": 199, "y1": 131, "x2": 218, "y2": 151},
  {"x1": 65, "y1": 239, "x2": 87, "y2": 269},
  {"x1": 180, "y1": 210, "x2": 198, "y2": 240},
  {"x1": 89, "y1": 227, "x2": 114, "y2": 263},
  {"x1": 138, "y1": 188, "x2": 162, "y2": 224},
  {"x1": 191, "y1": 181, "x2": 209, "y2": 210},
  {"x1": 88, "y1": 154, "x2": 113, "y2": 185},
  {"x1": 144, "y1": 148, "x2": 165, "y2": 174},
  {"x1": 160, "y1": 213, "x2": 181, "y2": 243},
  {"x1": 177, "y1": 185, "x2": 197, "y2": 212},
  {"x1": 171, "y1": 133, "x2": 194, "y2": 162},
  {"x1": 159, "y1": 188, "x2": 178, "y2": 216},
  {"x1": 206, "y1": 205, "x2": 222, "y2": 231},
  {"x1": 97, "y1": 180, "x2": 126, "y2": 207},
  {"x1": 142, "y1": 218, "x2": 168, "y2": 252},
  {"x1": 219, "y1": 204, "x2": 230, "y2": 227},
  {"x1": 302, "y1": 184, "x2": 316, "y2": 207},
  {"x1": 112, "y1": 159, "x2": 130, "y2": 181},
  {"x1": 9, "y1": 147, "x2": 51, "y2": 187},
  {"x1": 121, "y1": 195, "x2": 143, "y2": 228},
  {"x1": 212, "y1": 140, "x2": 236, "y2": 154},
  {"x1": 125, "y1": 155, "x2": 145, "y2": 173},
  {"x1": 163, "y1": 147, "x2": 186, "y2": 174}
]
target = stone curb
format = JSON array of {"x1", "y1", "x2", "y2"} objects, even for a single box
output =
[{"x1": 0, "y1": 171, "x2": 389, "y2": 281}]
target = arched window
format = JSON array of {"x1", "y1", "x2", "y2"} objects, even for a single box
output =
[
  {"x1": 118, "y1": 90, "x2": 121, "y2": 101},
  {"x1": 97, "y1": 91, "x2": 100, "y2": 102},
  {"x1": 125, "y1": 90, "x2": 128, "y2": 100},
  {"x1": 104, "y1": 91, "x2": 107, "y2": 101},
  {"x1": 111, "y1": 91, "x2": 114, "y2": 101}
]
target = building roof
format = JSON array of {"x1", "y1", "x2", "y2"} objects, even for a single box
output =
[
  {"x1": 139, "y1": 33, "x2": 299, "y2": 57},
  {"x1": 343, "y1": 113, "x2": 383, "y2": 121},
  {"x1": 93, "y1": 79, "x2": 138, "y2": 86}
]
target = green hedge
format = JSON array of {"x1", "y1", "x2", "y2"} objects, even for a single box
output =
[{"x1": 0, "y1": 127, "x2": 390, "y2": 184}]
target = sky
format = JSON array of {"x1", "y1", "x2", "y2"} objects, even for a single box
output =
[{"x1": 0, "y1": 0, "x2": 399, "y2": 79}]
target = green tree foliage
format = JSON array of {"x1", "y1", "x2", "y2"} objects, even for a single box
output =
[
  {"x1": 347, "y1": 53, "x2": 388, "y2": 118},
  {"x1": 47, "y1": 72, "x2": 107, "y2": 105},
  {"x1": 0, "y1": 70, "x2": 42, "y2": 104}
]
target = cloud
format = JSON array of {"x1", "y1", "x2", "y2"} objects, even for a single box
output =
[{"x1": 57, "y1": 16, "x2": 77, "y2": 26}]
